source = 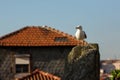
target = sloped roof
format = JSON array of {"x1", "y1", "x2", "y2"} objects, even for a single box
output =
[
  {"x1": 0, "y1": 26, "x2": 81, "y2": 46},
  {"x1": 18, "y1": 69, "x2": 61, "y2": 80}
]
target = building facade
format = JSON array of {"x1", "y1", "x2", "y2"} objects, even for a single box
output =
[{"x1": 0, "y1": 26, "x2": 81, "y2": 80}]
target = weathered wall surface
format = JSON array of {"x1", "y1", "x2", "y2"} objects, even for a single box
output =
[
  {"x1": 0, "y1": 48, "x2": 15, "y2": 80},
  {"x1": 64, "y1": 44, "x2": 100, "y2": 80},
  {"x1": 0, "y1": 46, "x2": 73, "y2": 80},
  {"x1": 31, "y1": 47, "x2": 72, "y2": 78}
]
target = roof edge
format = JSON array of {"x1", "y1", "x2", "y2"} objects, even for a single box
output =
[
  {"x1": 0, "y1": 25, "x2": 77, "y2": 40},
  {"x1": 0, "y1": 26, "x2": 29, "y2": 40},
  {"x1": 43, "y1": 26, "x2": 76, "y2": 40}
]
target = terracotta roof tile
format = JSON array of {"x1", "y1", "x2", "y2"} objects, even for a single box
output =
[
  {"x1": 0, "y1": 26, "x2": 82, "y2": 46},
  {"x1": 17, "y1": 69, "x2": 61, "y2": 80}
]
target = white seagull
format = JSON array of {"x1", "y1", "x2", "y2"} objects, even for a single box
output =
[{"x1": 75, "y1": 25, "x2": 87, "y2": 45}]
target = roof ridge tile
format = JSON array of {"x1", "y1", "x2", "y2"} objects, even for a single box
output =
[
  {"x1": 0, "y1": 25, "x2": 81, "y2": 46},
  {"x1": 44, "y1": 26, "x2": 74, "y2": 38}
]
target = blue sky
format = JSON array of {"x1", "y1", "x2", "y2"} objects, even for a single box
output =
[{"x1": 0, "y1": 0, "x2": 120, "y2": 59}]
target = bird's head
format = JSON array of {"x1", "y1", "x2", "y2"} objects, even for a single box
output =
[{"x1": 76, "y1": 25, "x2": 82, "y2": 30}]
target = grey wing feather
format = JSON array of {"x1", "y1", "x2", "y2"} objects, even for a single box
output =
[{"x1": 83, "y1": 31, "x2": 87, "y2": 38}]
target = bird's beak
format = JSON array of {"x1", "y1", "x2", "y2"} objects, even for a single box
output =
[{"x1": 75, "y1": 27, "x2": 78, "y2": 29}]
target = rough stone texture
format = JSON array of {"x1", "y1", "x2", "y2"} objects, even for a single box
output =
[
  {"x1": 31, "y1": 47, "x2": 72, "y2": 77},
  {"x1": 0, "y1": 48, "x2": 15, "y2": 80},
  {"x1": 0, "y1": 46, "x2": 73, "y2": 80},
  {"x1": 64, "y1": 44, "x2": 100, "y2": 80}
]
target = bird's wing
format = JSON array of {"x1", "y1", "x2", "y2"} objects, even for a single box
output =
[{"x1": 83, "y1": 31, "x2": 87, "y2": 39}]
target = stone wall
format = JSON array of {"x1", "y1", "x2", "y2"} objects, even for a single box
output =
[
  {"x1": 64, "y1": 44, "x2": 100, "y2": 80},
  {"x1": 0, "y1": 44, "x2": 100, "y2": 80},
  {"x1": 0, "y1": 48, "x2": 15, "y2": 80},
  {"x1": 31, "y1": 47, "x2": 72, "y2": 78},
  {"x1": 0, "y1": 46, "x2": 73, "y2": 80}
]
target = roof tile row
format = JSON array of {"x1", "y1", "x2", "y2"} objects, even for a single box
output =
[
  {"x1": 0, "y1": 26, "x2": 82, "y2": 46},
  {"x1": 17, "y1": 69, "x2": 61, "y2": 80}
]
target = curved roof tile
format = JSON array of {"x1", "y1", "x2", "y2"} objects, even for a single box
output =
[{"x1": 0, "y1": 26, "x2": 82, "y2": 46}]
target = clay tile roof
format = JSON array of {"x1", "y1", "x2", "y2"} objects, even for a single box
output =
[
  {"x1": 18, "y1": 69, "x2": 61, "y2": 80},
  {"x1": 0, "y1": 26, "x2": 82, "y2": 46}
]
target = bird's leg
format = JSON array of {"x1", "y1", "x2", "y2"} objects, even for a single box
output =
[
  {"x1": 81, "y1": 40, "x2": 84, "y2": 46},
  {"x1": 83, "y1": 40, "x2": 88, "y2": 46},
  {"x1": 77, "y1": 40, "x2": 88, "y2": 46},
  {"x1": 78, "y1": 40, "x2": 84, "y2": 46}
]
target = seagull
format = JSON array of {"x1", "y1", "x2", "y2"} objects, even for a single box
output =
[{"x1": 75, "y1": 25, "x2": 87, "y2": 45}]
